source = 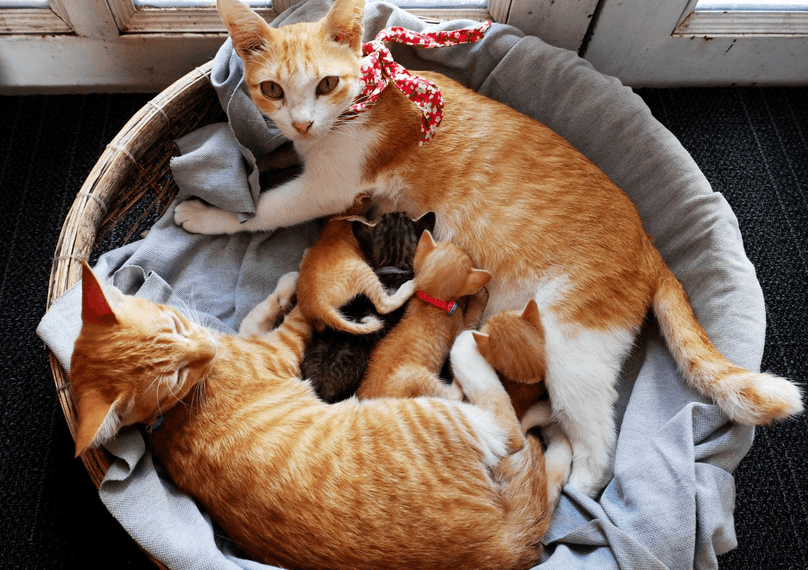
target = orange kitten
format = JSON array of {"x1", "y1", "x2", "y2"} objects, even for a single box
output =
[
  {"x1": 173, "y1": 0, "x2": 804, "y2": 495},
  {"x1": 296, "y1": 215, "x2": 415, "y2": 334},
  {"x1": 70, "y1": 260, "x2": 568, "y2": 570},
  {"x1": 473, "y1": 299, "x2": 548, "y2": 422},
  {"x1": 357, "y1": 230, "x2": 490, "y2": 400}
]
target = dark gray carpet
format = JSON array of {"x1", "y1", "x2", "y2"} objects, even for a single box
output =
[{"x1": 0, "y1": 87, "x2": 805, "y2": 569}]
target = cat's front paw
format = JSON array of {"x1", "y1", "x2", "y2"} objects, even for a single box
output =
[
  {"x1": 274, "y1": 271, "x2": 299, "y2": 309},
  {"x1": 450, "y1": 330, "x2": 498, "y2": 394},
  {"x1": 174, "y1": 199, "x2": 242, "y2": 235}
]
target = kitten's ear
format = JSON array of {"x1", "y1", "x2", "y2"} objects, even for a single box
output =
[
  {"x1": 351, "y1": 218, "x2": 376, "y2": 259},
  {"x1": 218, "y1": 0, "x2": 272, "y2": 59},
  {"x1": 520, "y1": 299, "x2": 542, "y2": 329},
  {"x1": 413, "y1": 229, "x2": 438, "y2": 267},
  {"x1": 472, "y1": 331, "x2": 490, "y2": 354},
  {"x1": 415, "y1": 211, "x2": 437, "y2": 235},
  {"x1": 458, "y1": 269, "x2": 492, "y2": 297},
  {"x1": 81, "y1": 261, "x2": 118, "y2": 326},
  {"x1": 74, "y1": 391, "x2": 122, "y2": 458},
  {"x1": 323, "y1": 0, "x2": 365, "y2": 52}
]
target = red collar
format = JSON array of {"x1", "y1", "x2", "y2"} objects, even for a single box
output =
[
  {"x1": 344, "y1": 21, "x2": 491, "y2": 145},
  {"x1": 415, "y1": 290, "x2": 458, "y2": 316}
]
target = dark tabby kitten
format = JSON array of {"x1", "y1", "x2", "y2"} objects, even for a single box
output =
[{"x1": 302, "y1": 211, "x2": 436, "y2": 402}]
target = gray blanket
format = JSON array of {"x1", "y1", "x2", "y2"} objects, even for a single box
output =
[{"x1": 37, "y1": 1, "x2": 766, "y2": 568}]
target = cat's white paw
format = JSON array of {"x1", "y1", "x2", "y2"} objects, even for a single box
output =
[
  {"x1": 273, "y1": 271, "x2": 299, "y2": 308},
  {"x1": 450, "y1": 330, "x2": 500, "y2": 395},
  {"x1": 174, "y1": 199, "x2": 242, "y2": 235},
  {"x1": 520, "y1": 400, "x2": 553, "y2": 432},
  {"x1": 567, "y1": 447, "x2": 612, "y2": 498}
]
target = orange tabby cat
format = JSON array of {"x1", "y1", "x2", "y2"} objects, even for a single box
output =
[
  {"x1": 474, "y1": 299, "x2": 548, "y2": 422},
  {"x1": 356, "y1": 230, "x2": 490, "y2": 400},
  {"x1": 173, "y1": 0, "x2": 804, "y2": 496},
  {"x1": 70, "y1": 260, "x2": 570, "y2": 570},
  {"x1": 296, "y1": 214, "x2": 416, "y2": 334}
]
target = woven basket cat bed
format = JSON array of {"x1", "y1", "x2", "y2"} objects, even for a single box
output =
[
  {"x1": 46, "y1": 62, "x2": 222, "y2": 489},
  {"x1": 40, "y1": 1, "x2": 770, "y2": 568}
]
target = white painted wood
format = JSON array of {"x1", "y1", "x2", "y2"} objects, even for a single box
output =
[
  {"x1": 0, "y1": 34, "x2": 224, "y2": 92},
  {"x1": 489, "y1": 0, "x2": 599, "y2": 52},
  {"x1": 106, "y1": 0, "x2": 279, "y2": 33},
  {"x1": 0, "y1": 7, "x2": 72, "y2": 33},
  {"x1": 583, "y1": 0, "x2": 808, "y2": 86},
  {"x1": 2, "y1": 0, "x2": 808, "y2": 91},
  {"x1": 676, "y1": 8, "x2": 808, "y2": 35}
]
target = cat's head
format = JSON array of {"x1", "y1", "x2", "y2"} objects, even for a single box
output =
[
  {"x1": 473, "y1": 299, "x2": 546, "y2": 383},
  {"x1": 218, "y1": 0, "x2": 365, "y2": 142},
  {"x1": 70, "y1": 262, "x2": 217, "y2": 457},
  {"x1": 413, "y1": 230, "x2": 491, "y2": 300},
  {"x1": 352, "y1": 211, "x2": 437, "y2": 269}
]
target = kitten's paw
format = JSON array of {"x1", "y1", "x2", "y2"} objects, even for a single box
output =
[
  {"x1": 239, "y1": 273, "x2": 299, "y2": 337},
  {"x1": 174, "y1": 199, "x2": 242, "y2": 235},
  {"x1": 379, "y1": 278, "x2": 415, "y2": 312}
]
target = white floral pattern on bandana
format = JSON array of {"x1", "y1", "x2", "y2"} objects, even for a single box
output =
[{"x1": 347, "y1": 21, "x2": 491, "y2": 145}]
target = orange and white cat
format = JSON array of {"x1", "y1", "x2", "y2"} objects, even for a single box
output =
[
  {"x1": 356, "y1": 230, "x2": 490, "y2": 400},
  {"x1": 296, "y1": 214, "x2": 415, "y2": 334},
  {"x1": 70, "y1": 260, "x2": 571, "y2": 570},
  {"x1": 173, "y1": 0, "x2": 804, "y2": 495}
]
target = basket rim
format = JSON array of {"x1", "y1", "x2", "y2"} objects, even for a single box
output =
[{"x1": 46, "y1": 61, "x2": 216, "y2": 489}]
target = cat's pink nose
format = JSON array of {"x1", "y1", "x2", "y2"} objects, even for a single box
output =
[{"x1": 293, "y1": 121, "x2": 313, "y2": 135}]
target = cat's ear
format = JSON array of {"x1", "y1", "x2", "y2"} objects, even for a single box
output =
[
  {"x1": 323, "y1": 0, "x2": 365, "y2": 52},
  {"x1": 415, "y1": 211, "x2": 437, "y2": 235},
  {"x1": 74, "y1": 391, "x2": 123, "y2": 458},
  {"x1": 520, "y1": 299, "x2": 542, "y2": 329},
  {"x1": 81, "y1": 261, "x2": 118, "y2": 326},
  {"x1": 218, "y1": 0, "x2": 272, "y2": 59},
  {"x1": 458, "y1": 269, "x2": 492, "y2": 297},
  {"x1": 472, "y1": 331, "x2": 490, "y2": 354},
  {"x1": 351, "y1": 217, "x2": 374, "y2": 242},
  {"x1": 413, "y1": 229, "x2": 438, "y2": 268}
]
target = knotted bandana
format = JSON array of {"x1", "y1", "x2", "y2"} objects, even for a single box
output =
[{"x1": 346, "y1": 21, "x2": 491, "y2": 145}]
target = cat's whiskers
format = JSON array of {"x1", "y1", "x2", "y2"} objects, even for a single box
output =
[{"x1": 172, "y1": 290, "x2": 203, "y2": 328}]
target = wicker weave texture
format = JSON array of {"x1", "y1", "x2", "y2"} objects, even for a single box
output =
[{"x1": 46, "y1": 62, "x2": 225, "y2": 489}]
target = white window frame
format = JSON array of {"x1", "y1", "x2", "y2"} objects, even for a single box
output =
[
  {"x1": 0, "y1": 0, "x2": 72, "y2": 34},
  {"x1": 674, "y1": 0, "x2": 808, "y2": 35}
]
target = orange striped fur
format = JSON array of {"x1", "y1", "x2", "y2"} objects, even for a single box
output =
[
  {"x1": 357, "y1": 230, "x2": 490, "y2": 400},
  {"x1": 172, "y1": 0, "x2": 804, "y2": 496},
  {"x1": 296, "y1": 215, "x2": 416, "y2": 334},
  {"x1": 70, "y1": 263, "x2": 566, "y2": 569},
  {"x1": 474, "y1": 300, "x2": 548, "y2": 421}
]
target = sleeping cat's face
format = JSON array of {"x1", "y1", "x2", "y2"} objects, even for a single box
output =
[
  {"x1": 70, "y1": 262, "x2": 216, "y2": 457},
  {"x1": 218, "y1": 0, "x2": 365, "y2": 142}
]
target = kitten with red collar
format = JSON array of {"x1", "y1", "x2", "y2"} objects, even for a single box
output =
[{"x1": 357, "y1": 231, "x2": 489, "y2": 400}]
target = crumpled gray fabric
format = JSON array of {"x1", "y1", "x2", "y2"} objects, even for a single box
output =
[{"x1": 37, "y1": 1, "x2": 765, "y2": 568}]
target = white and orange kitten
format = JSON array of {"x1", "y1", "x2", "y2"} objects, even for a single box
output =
[{"x1": 173, "y1": 0, "x2": 804, "y2": 495}]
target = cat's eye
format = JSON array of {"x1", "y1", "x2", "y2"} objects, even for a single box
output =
[
  {"x1": 316, "y1": 76, "x2": 339, "y2": 96},
  {"x1": 170, "y1": 313, "x2": 186, "y2": 335},
  {"x1": 261, "y1": 81, "x2": 284, "y2": 99}
]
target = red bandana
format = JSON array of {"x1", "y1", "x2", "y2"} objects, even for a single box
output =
[
  {"x1": 347, "y1": 21, "x2": 491, "y2": 145},
  {"x1": 416, "y1": 290, "x2": 458, "y2": 315}
]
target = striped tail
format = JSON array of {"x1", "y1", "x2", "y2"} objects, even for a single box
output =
[{"x1": 653, "y1": 259, "x2": 803, "y2": 424}]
